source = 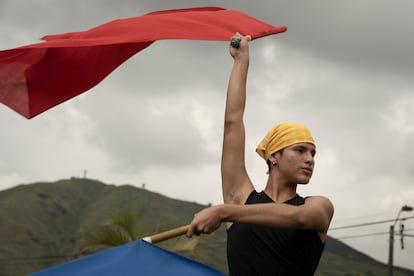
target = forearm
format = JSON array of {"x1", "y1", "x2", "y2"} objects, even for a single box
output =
[
  {"x1": 217, "y1": 202, "x2": 306, "y2": 230},
  {"x1": 224, "y1": 57, "x2": 249, "y2": 124}
]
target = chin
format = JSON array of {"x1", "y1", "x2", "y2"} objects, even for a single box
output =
[{"x1": 298, "y1": 178, "x2": 311, "y2": 185}]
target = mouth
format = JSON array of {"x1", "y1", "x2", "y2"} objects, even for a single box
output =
[{"x1": 302, "y1": 168, "x2": 313, "y2": 176}]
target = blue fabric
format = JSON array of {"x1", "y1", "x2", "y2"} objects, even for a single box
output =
[{"x1": 28, "y1": 240, "x2": 224, "y2": 276}]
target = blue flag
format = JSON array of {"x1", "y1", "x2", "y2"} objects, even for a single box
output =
[{"x1": 28, "y1": 240, "x2": 225, "y2": 276}]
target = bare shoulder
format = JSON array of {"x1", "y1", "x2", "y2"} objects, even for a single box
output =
[
  {"x1": 305, "y1": 196, "x2": 334, "y2": 211},
  {"x1": 305, "y1": 196, "x2": 334, "y2": 213},
  {"x1": 305, "y1": 195, "x2": 333, "y2": 204}
]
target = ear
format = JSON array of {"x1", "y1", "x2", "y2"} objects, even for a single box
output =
[{"x1": 268, "y1": 153, "x2": 279, "y2": 165}]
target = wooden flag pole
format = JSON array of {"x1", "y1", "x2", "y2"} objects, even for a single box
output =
[{"x1": 143, "y1": 224, "x2": 190, "y2": 243}]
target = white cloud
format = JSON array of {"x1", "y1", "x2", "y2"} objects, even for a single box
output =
[{"x1": 382, "y1": 93, "x2": 414, "y2": 137}]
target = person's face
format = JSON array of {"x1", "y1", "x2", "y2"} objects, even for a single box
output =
[{"x1": 272, "y1": 143, "x2": 316, "y2": 184}]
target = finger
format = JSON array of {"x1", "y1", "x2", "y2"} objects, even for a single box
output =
[
  {"x1": 243, "y1": 35, "x2": 252, "y2": 42},
  {"x1": 231, "y1": 31, "x2": 241, "y2": 40},
  {"x1": 186, "y1": 225, "x2": 195, "y2": 238}
]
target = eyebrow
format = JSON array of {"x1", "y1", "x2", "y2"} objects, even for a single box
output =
[
  {"x1": 293, "y1": 144, "x2": 313, "y2": 150},
  {"x1": 293, "y1": 145, "x2": 316, "y2": 154}
]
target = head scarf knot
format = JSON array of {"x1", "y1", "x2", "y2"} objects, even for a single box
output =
[{"x1": 256, "y1": 122, "x2": 315, "y2": 161}]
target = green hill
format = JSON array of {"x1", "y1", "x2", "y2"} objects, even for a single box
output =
[{"x1": 0, "y1": 178, "x2": 413, "y2": 276}]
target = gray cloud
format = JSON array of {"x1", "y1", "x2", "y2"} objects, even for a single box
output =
[{"x1": 1, "y1": 0, "x2": 414, "y2": 270}]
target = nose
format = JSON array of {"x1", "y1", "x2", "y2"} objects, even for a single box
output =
[{"x1": 304, "y1": 151, "x2": 314, "y2": 165}]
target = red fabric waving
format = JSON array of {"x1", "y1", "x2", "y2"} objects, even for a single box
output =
[{"x1": 0, "y1": 7, "x2": 286, "y2": 119}]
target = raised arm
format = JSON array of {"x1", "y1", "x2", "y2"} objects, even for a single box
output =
[{"x1": 221, "y1": 34, "x2": 255, "y2": 205}]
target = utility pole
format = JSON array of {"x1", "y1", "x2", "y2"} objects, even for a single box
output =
[
  {"x1": 388, "y1": 224, "x2": 394, "y2": 276},
  {"x1": 388, "y1": 205, "x2": 413, "y2": 276}
]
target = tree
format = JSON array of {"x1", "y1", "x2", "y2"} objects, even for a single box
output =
[{"x1": 79, "y1": 209, "x2": 199, "y2": 256}]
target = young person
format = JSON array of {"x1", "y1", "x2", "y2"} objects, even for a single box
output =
[{"x1": 187, "y1": 33, "x2": 334, "y2": 275}]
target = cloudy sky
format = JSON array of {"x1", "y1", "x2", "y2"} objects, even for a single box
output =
[{"x1": 1, "y1": 0, "x2": 414, "y2": 270}]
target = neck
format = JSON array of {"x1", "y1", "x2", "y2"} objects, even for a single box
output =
[{"x1": 264, "y1": 172, "x2": 297, "y2": 203}]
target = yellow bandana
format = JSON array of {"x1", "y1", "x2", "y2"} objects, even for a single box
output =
[{"x1": 256, "y1": 122, "x2": 315, "y2": 161}]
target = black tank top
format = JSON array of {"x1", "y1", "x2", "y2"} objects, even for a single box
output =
[{"x1": 227, "y1": 191, "x2": 324, "y2": 276}]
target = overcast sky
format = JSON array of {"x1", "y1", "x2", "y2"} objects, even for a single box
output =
[{"x1": 1, "y1": 0, "x2": 414, "y2": 271}]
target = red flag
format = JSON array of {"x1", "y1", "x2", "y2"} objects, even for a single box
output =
[{"x1": 0, "y1": 7, "x2": 286, "y2": 119}]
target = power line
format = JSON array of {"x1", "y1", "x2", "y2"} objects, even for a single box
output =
[
  {"x1": 330, "y1": 216, "x2": 414, "y2": 231},
  {"x1": 332, "y1": 211, "x2": 401, "y2": 223},
  {"x1": 335, "y1": 231, "x2": 389, "y2": 240},
  {"x1": 335, "y1": 229, "x2": 414, "y2": 240}
]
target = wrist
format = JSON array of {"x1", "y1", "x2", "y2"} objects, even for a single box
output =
[
  {"x1": 213, "y1": 204, "x2": 227, "y2": 222},
  {"x1": 216, "y1": 204, "x2": 234, "y2": 222},
  {"x1": 234, "y1": 54, "x2": 249, "y2": 63}
]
